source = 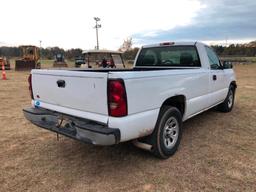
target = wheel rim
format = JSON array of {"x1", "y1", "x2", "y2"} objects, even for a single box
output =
[
  {"x1": 163, "y1": 117, "x2": 179, "y2": 149},
  {"x1": 228, "y1": 90, "x2": 233, "y2": 108}
]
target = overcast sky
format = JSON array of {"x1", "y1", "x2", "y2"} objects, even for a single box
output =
[{"x1": 0, "y1": 0, "x2": 255, "y2": 49}]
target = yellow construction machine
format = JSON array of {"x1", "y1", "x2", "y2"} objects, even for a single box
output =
[{"x1": 15, "y1": 45, "x2": 41, "y2": 71}]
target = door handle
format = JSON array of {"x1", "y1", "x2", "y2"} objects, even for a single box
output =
[
  {"x1": 213, "y1": 75, "x2": 217, "y2": 81},
  {"x1": 57, "y1": 80, "x2": 66, "y2": 88}
]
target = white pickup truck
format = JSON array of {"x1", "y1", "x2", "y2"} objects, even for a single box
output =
[{"x1": 23, "y1": 42, "x2": 236, "y2": 158}]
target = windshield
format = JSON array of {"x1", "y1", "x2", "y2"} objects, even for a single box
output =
[
  {"x1": 136, "y1": 46, "x2": 201, "y2": 67},
  {"x1": 83, "y1": 52, "x2": 125, "y2": 69}
]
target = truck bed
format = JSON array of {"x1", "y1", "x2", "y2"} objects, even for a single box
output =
[{"x1": 31, "y1": 66, "x2": 202, "y2": 124}]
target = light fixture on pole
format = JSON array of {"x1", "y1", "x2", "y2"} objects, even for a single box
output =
[{"x1": 94, "y1": 17, "x2": 101, "y2": 50}]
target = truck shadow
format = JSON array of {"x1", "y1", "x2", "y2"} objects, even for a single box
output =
[
  {"x1": 28, "y1": 104, "x2": 242, "y2": 191},
  {"x1": 37, "y1": 108, "x2": 229, "y2": 179}
]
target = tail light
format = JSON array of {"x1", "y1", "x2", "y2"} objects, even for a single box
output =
[
  {"x1": 28, "y1": 74, "x2": 34, "y2": 99},
  {"x1": 108, "y1": 79, "x2": 127, "y2": 117}
]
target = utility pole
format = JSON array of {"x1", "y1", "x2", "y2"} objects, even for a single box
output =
[
  {"x1": 94, "y1": 17, "x2": 101, "y2": 50},
  {"x1": 225, "y1": 36, "x2": 228, "y2": 47}
]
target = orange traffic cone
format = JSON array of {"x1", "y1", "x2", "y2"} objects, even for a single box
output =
[{"x1": 1, "y1": 61, "x2": 7, "y2": 80}]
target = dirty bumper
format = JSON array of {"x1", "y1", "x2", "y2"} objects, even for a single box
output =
[{"x1": 23, "y1": 107, "x2": 120, "y2": 145}]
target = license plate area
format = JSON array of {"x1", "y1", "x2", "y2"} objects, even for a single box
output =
[{"x1": 56, "y1": 115, "x2": 76, "y2": 132}]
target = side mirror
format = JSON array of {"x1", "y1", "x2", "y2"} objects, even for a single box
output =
[{"x1": 223, "y1": 61, "x2": 233, "y2": 69}]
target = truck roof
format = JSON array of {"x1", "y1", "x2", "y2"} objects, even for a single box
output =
[
  {"x1": 142, "y1": 41, "x2": 205, "y2": 48},
  {"x1": 82, "y1": 50, "x2": 123, "y2": 54}
]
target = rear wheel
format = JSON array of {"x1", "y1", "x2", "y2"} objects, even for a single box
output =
[
  {"x1": 150, "y1": 106, "x2": 183, "y2": 159},
  {"x1": 217, "y1": 85, "x2": 235, "y2": 112}
]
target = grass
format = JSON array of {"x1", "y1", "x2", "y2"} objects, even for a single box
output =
[{"x1": 0, "y1": 63, "x2": 255, "y2": 192}]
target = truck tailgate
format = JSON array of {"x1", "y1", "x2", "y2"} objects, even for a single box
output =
[{"x1": 31, "y1": 69, "x2": 109, "y2": 122}]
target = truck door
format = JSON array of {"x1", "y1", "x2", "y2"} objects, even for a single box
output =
[{"x1": 205, "y1": 46, "x2": 228, "y2": 106}]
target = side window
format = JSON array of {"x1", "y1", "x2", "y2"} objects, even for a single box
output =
[{"x1": 205, "y1": 47, "x2": 221, "y2": 70}]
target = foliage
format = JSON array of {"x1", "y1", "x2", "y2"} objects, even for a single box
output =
[
  {"x1": 1, "y1": 40, "x2": 256, "y2": 60},
  {"x1": 118, "y1": 37, "x2": 139, "y2": 60},
  {"x1": 0, "y1": 47, "x2": 21, "y2": 57},
  {"x1": 211, "y1": 42, "x2": 256, "y2": 56},
  {"x1": 119, "y1": 37, "x2": 133, "y2": 52},
  {"x1": 122, "y1": 47, "x2": 139, "y2": 60},
  {"x1": 65, "y1": 49, "x2": 83, "y2": 60},
  {"x1": 0, "y1": 46, "x2": 82, "y2": 60}
]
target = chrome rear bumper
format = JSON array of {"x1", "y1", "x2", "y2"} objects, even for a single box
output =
[{"x1": 23, "y1": 107, "x2": 120, "y2": 145}]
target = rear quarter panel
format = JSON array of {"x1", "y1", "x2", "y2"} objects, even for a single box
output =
[{"x1": 110, "y1": 69, "x2": 209, "y2": 115}]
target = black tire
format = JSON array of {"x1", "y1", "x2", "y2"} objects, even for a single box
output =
[
  {"x1": 217, "y1": 85, "x2": 235, "y2": 112},
  {"x1": 150, "y1": 106, "x2": 183, "y2": 159}
]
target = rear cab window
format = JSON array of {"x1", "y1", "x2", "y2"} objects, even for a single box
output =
[{"x1": 136, "y1": 46, "x2": 201, "y2": 67}]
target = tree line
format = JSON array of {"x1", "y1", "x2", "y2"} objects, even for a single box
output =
[
  {"x1": 211, "y1": 44, "x2": 256, "y2": 57},
  {"x1": 1, "y1": 41, "x2": 256, "y2": 61},
  {"x1": 0, "y1": 46, "x2": 82, "y2": 60}
]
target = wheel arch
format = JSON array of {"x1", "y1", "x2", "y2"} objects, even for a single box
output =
[
  {"x1": 230, "y1": 81, "x2": 237, "y2": 89},
  {"x1": 160, "y1": 95, "x2": 186, "y2": 118}
]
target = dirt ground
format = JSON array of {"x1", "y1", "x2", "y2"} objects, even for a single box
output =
[{"x1": 0, "y1": 64, "x2": 255, "y2": 192}]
